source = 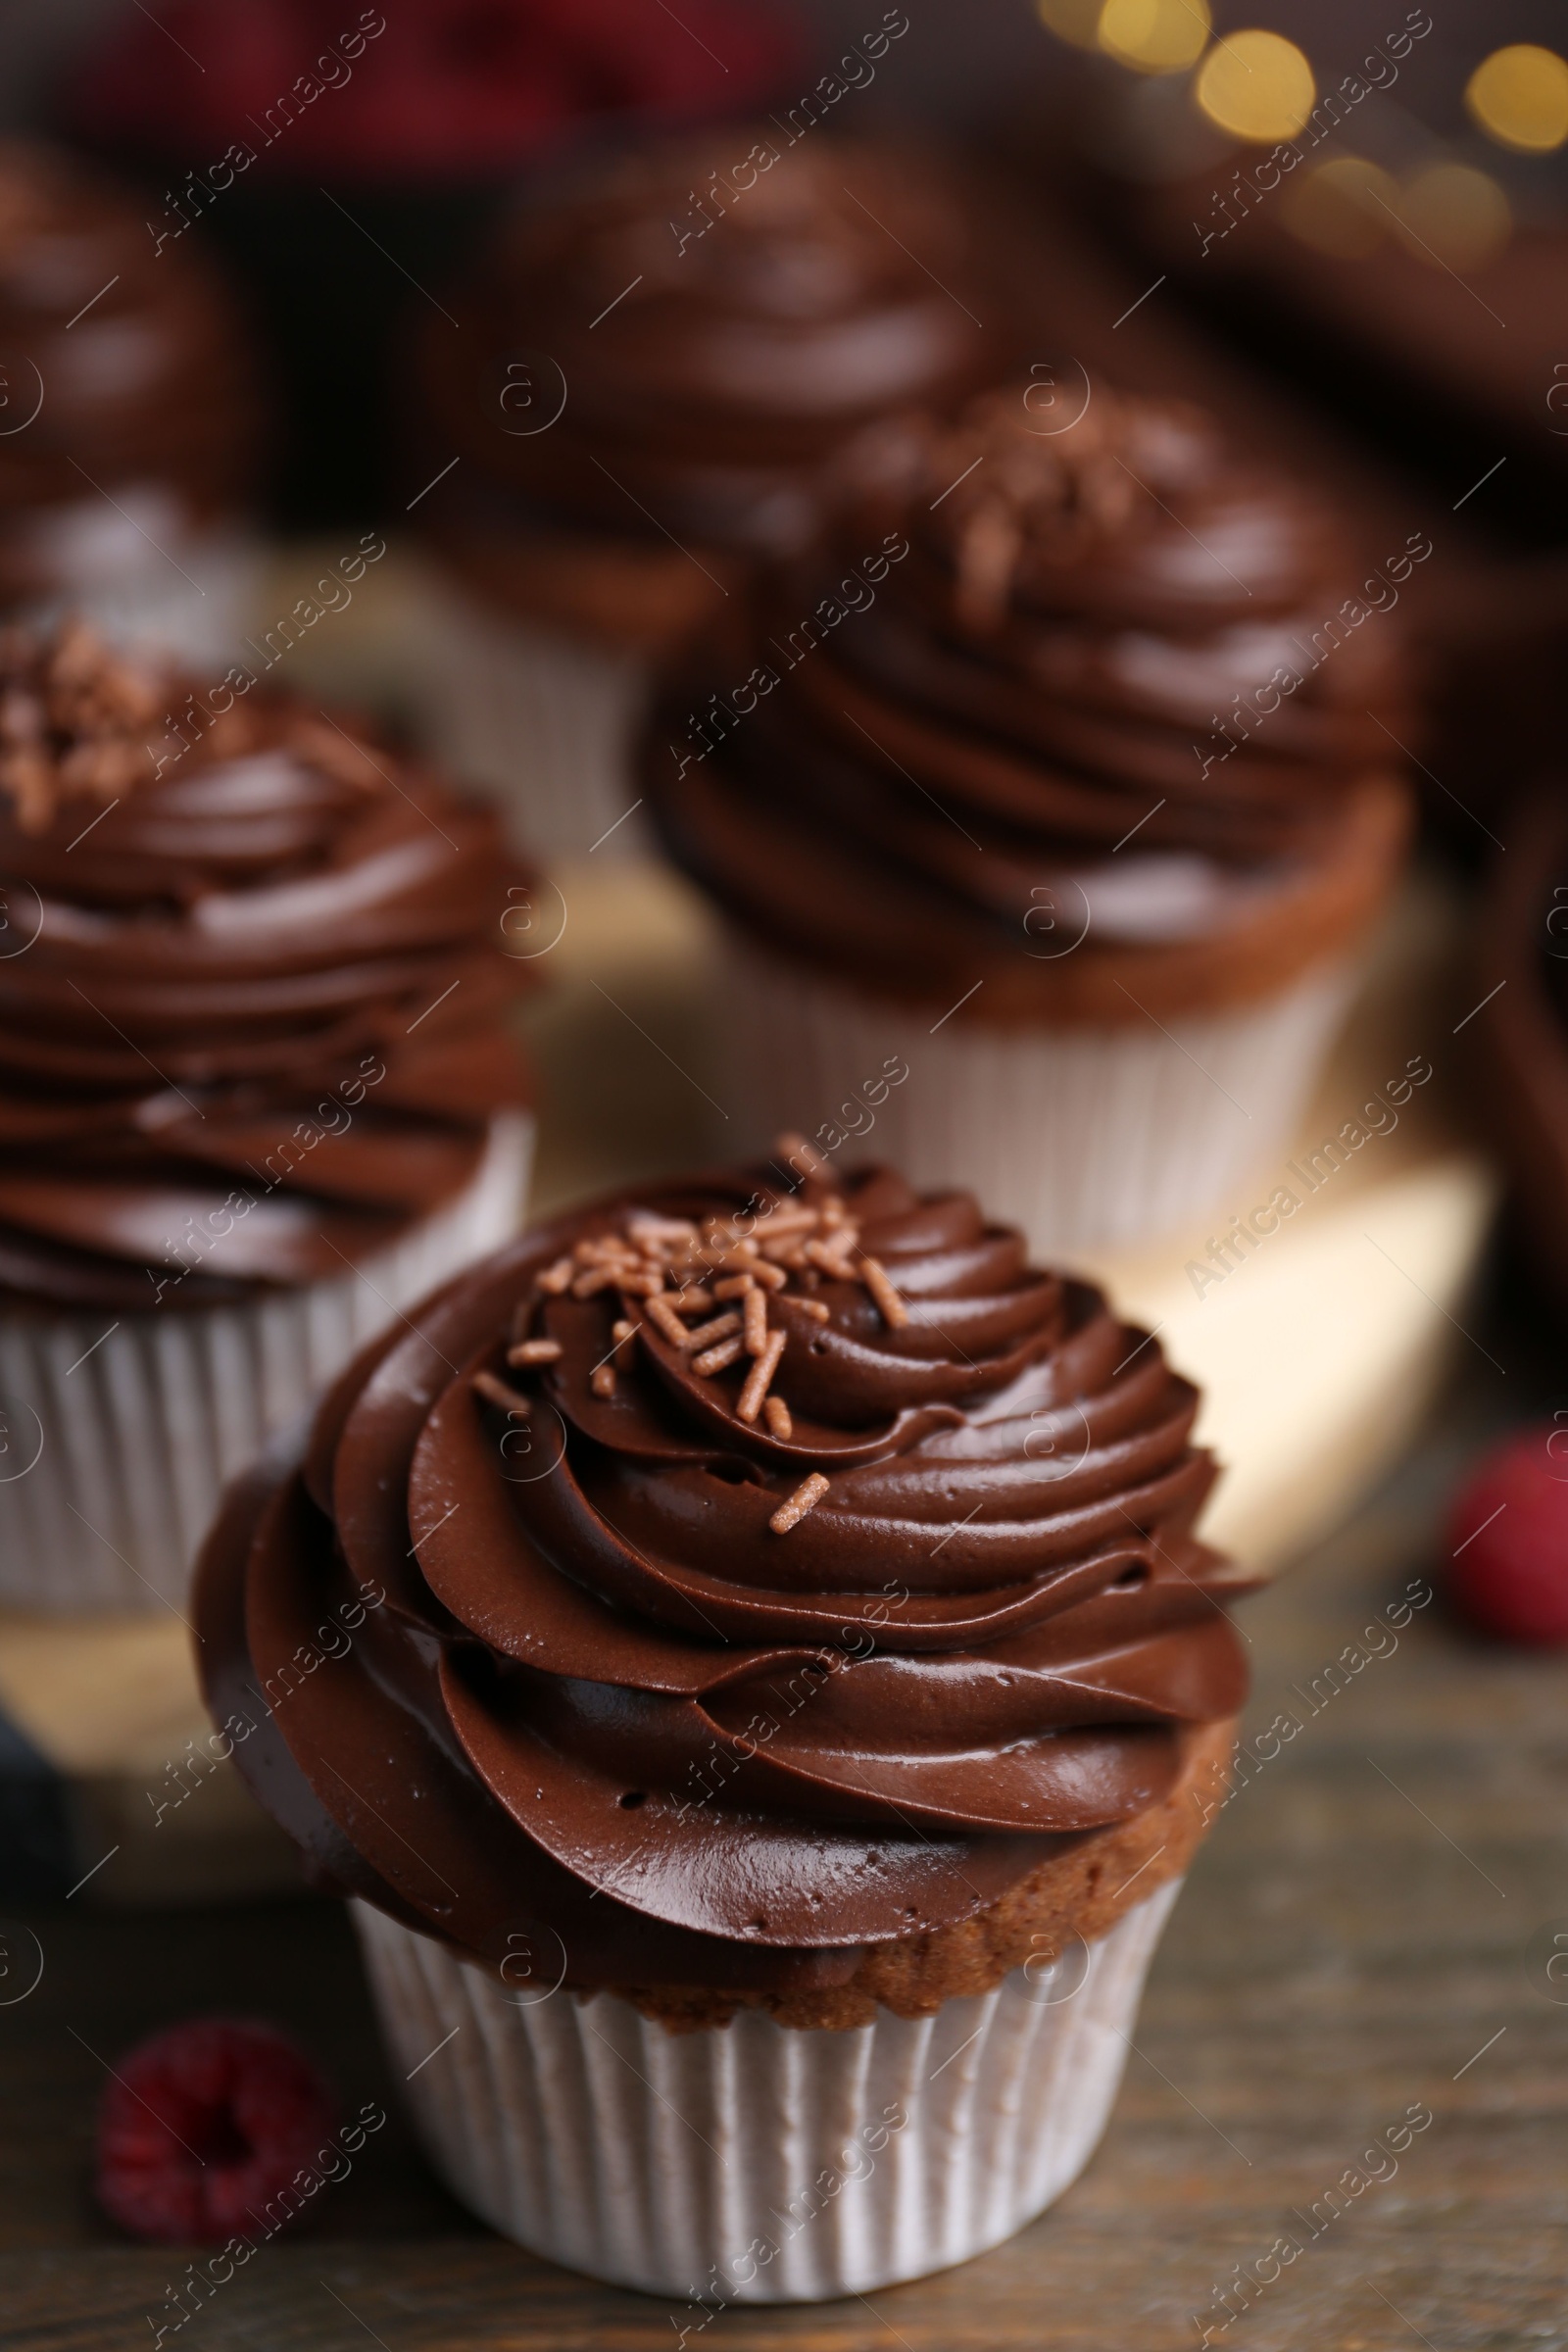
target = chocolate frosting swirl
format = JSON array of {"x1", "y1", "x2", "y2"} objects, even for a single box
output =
[
  {"x1": 418, "y1": 132, "x2": 1009, "y2": 561},
  {"x1": 0, "y1": 141, "x2": 256, "y2": 590},
  {"x1": 197, "y1": 1156, "x2": 1251, "y2": 1994},
  {"x1": 649, "y1": 379, "x2": 1413, "y2": 1013},
  {"x1": 0, "y1": 622, "x2": 532, "y2": 1309}
]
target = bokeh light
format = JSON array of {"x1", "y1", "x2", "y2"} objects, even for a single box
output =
[
  {"x1": 1098, "y1": 0, "x2": 1211, "y2": 76},
  {"x1": 1195, "y1": 29, "x2": 1315, "y2": 141},
  {"x1": 1280, "y1": 156, "x2": 1399, "y2": 259},
  {"x1": 1391, "y1": 164, "x2": 1511, "y2": 270},
  {"x1": 1465, "y1": 43, "x2": 1568, "y2": 153}
]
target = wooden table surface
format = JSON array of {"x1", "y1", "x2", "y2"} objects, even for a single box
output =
[{"x1": 1, "y1": 1281, "x2": 1563, "y2": 2352}]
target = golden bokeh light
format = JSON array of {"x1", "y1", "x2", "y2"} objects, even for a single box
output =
[
  {"x1": 1194, "y1": 29, "x2": 1315, "y2": 141},
  {"x1": 1465, "y1": 43, "x2": 1568, "y2": 153},
  {"x1": 1391, "y1": 164, "x2": 1511, "y2": 270},
  {"x1": 1279, "y1": 156, "x2": 1399, "y2": 260},
  {"x1": 1098, "y1": 0, "x2": 1211, "y2": 76},
  {"x1": 1034, "y1": 0, "x2": 1104, "y2": 49}
]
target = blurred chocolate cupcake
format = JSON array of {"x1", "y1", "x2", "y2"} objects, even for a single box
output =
[
  {"x1": 0, "y1": 618, "x2": 537, "y2": 1612},
  {"x1": 198, "y1": 1146, "x2": 1253, "y2": 2298},
  {"x1": 1478, "y1": 789, "x2": 1568, "y2": 1308},
  {"x1": 69, "y1": 0, "x2": 797, "y2": 526},
  {"x1": 650, "y1": 375, "x2": 1416, "y2": 1255},
  {"x1": 412, "y1": 127, "x2": 1012, "y2": 859},
  {"x1": 0, "y1": 140, "x2": 262, "y2": 665}
]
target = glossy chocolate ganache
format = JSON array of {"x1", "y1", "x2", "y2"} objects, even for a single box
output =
[
  {"x1": 199, "y1": 1152, "x2": 1252, "y2": 2009},
  {"x1": 650, "y1": 379, "x2": 1415, "y2": 1019},
  {"x1": 418, "y1": 131, "x2": 1008, "y2": 567},
  {"x1": 0, "y1": 622, "x2": 531, "y2": 1312}
]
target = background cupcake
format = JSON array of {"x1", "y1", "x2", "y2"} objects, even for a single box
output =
[
  {"x1": 0, "y1": 618, "x2": 536, "y2": 1613},
  {"x1": 650, "y1": 376, "x2": 1416, "y2": 1256},
  {"x1": 198, "y1": 1148, "x2": 1253, "y2": 2300},
  {"x1": 1477, "y1": 790, "x2": 1568, "y2": 1309},
  {"x1": 70, "y1": 0, "x2": 796, "y2": 526},
  {"x1": 0, "y1": 140, "x2": 262, "y2": 665},
  {"x1": 411, "y1": 127, "x2": 1015, "y2": 861}
]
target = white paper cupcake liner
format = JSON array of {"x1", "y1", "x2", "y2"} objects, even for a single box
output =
[
  {"x1": 715, "y1": 931, "x2": 1360, "y2": 1258},
  {"x1": 414, "y1": 581, "x2": 654, "y2": 865},
  {"x1": 0, "y1": 1113, "x2": 533, "y2": 1616},
  {"x1": 17, "y1": 490, "x2": 264, "y2": 670},
  {"x1": 352, "y1": 1876, "x2": 1180, "y2": 2303}
]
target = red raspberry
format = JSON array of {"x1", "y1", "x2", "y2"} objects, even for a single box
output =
[
  {"x1": 1446, "y1": 1425, "x2": 1568, "y2": 1644},
  {"x1": 96, "y1": 2018, "x2": 337, "y2": 2244}
]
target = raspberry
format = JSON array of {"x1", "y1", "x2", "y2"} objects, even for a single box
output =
[
  {"x1": 96, "y1": 2018, "x2": 337, "y2": 2244},
  {"x1": 1446, "y1": 1425, "x2": 1568, "y2": 1644}
]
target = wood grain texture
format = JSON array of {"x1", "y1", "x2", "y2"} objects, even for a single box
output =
[{"x1": 2, "y1": 1359, "x2": 1565, "y2": 2349}]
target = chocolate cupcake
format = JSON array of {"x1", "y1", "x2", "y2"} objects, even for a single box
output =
[
  {"x1": 197, "y1": 1145, "x2": 1251, "y2": 2299},
  {"x1": 411, "y1": 127, "x2": 1010, "y2": 860},
  {"x1": 650, "y1": 376, "x2": 1415, "y2": 1255},
  {"x1": 0, "y1": 619, "x2": 535, "y2": 1612},
  {"x1": 1478, "y1": 790, "x2": 1568, "y2": 1309},
  {"x1": 0, "y1": 140, "x2": 261, "y2": 664}
]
